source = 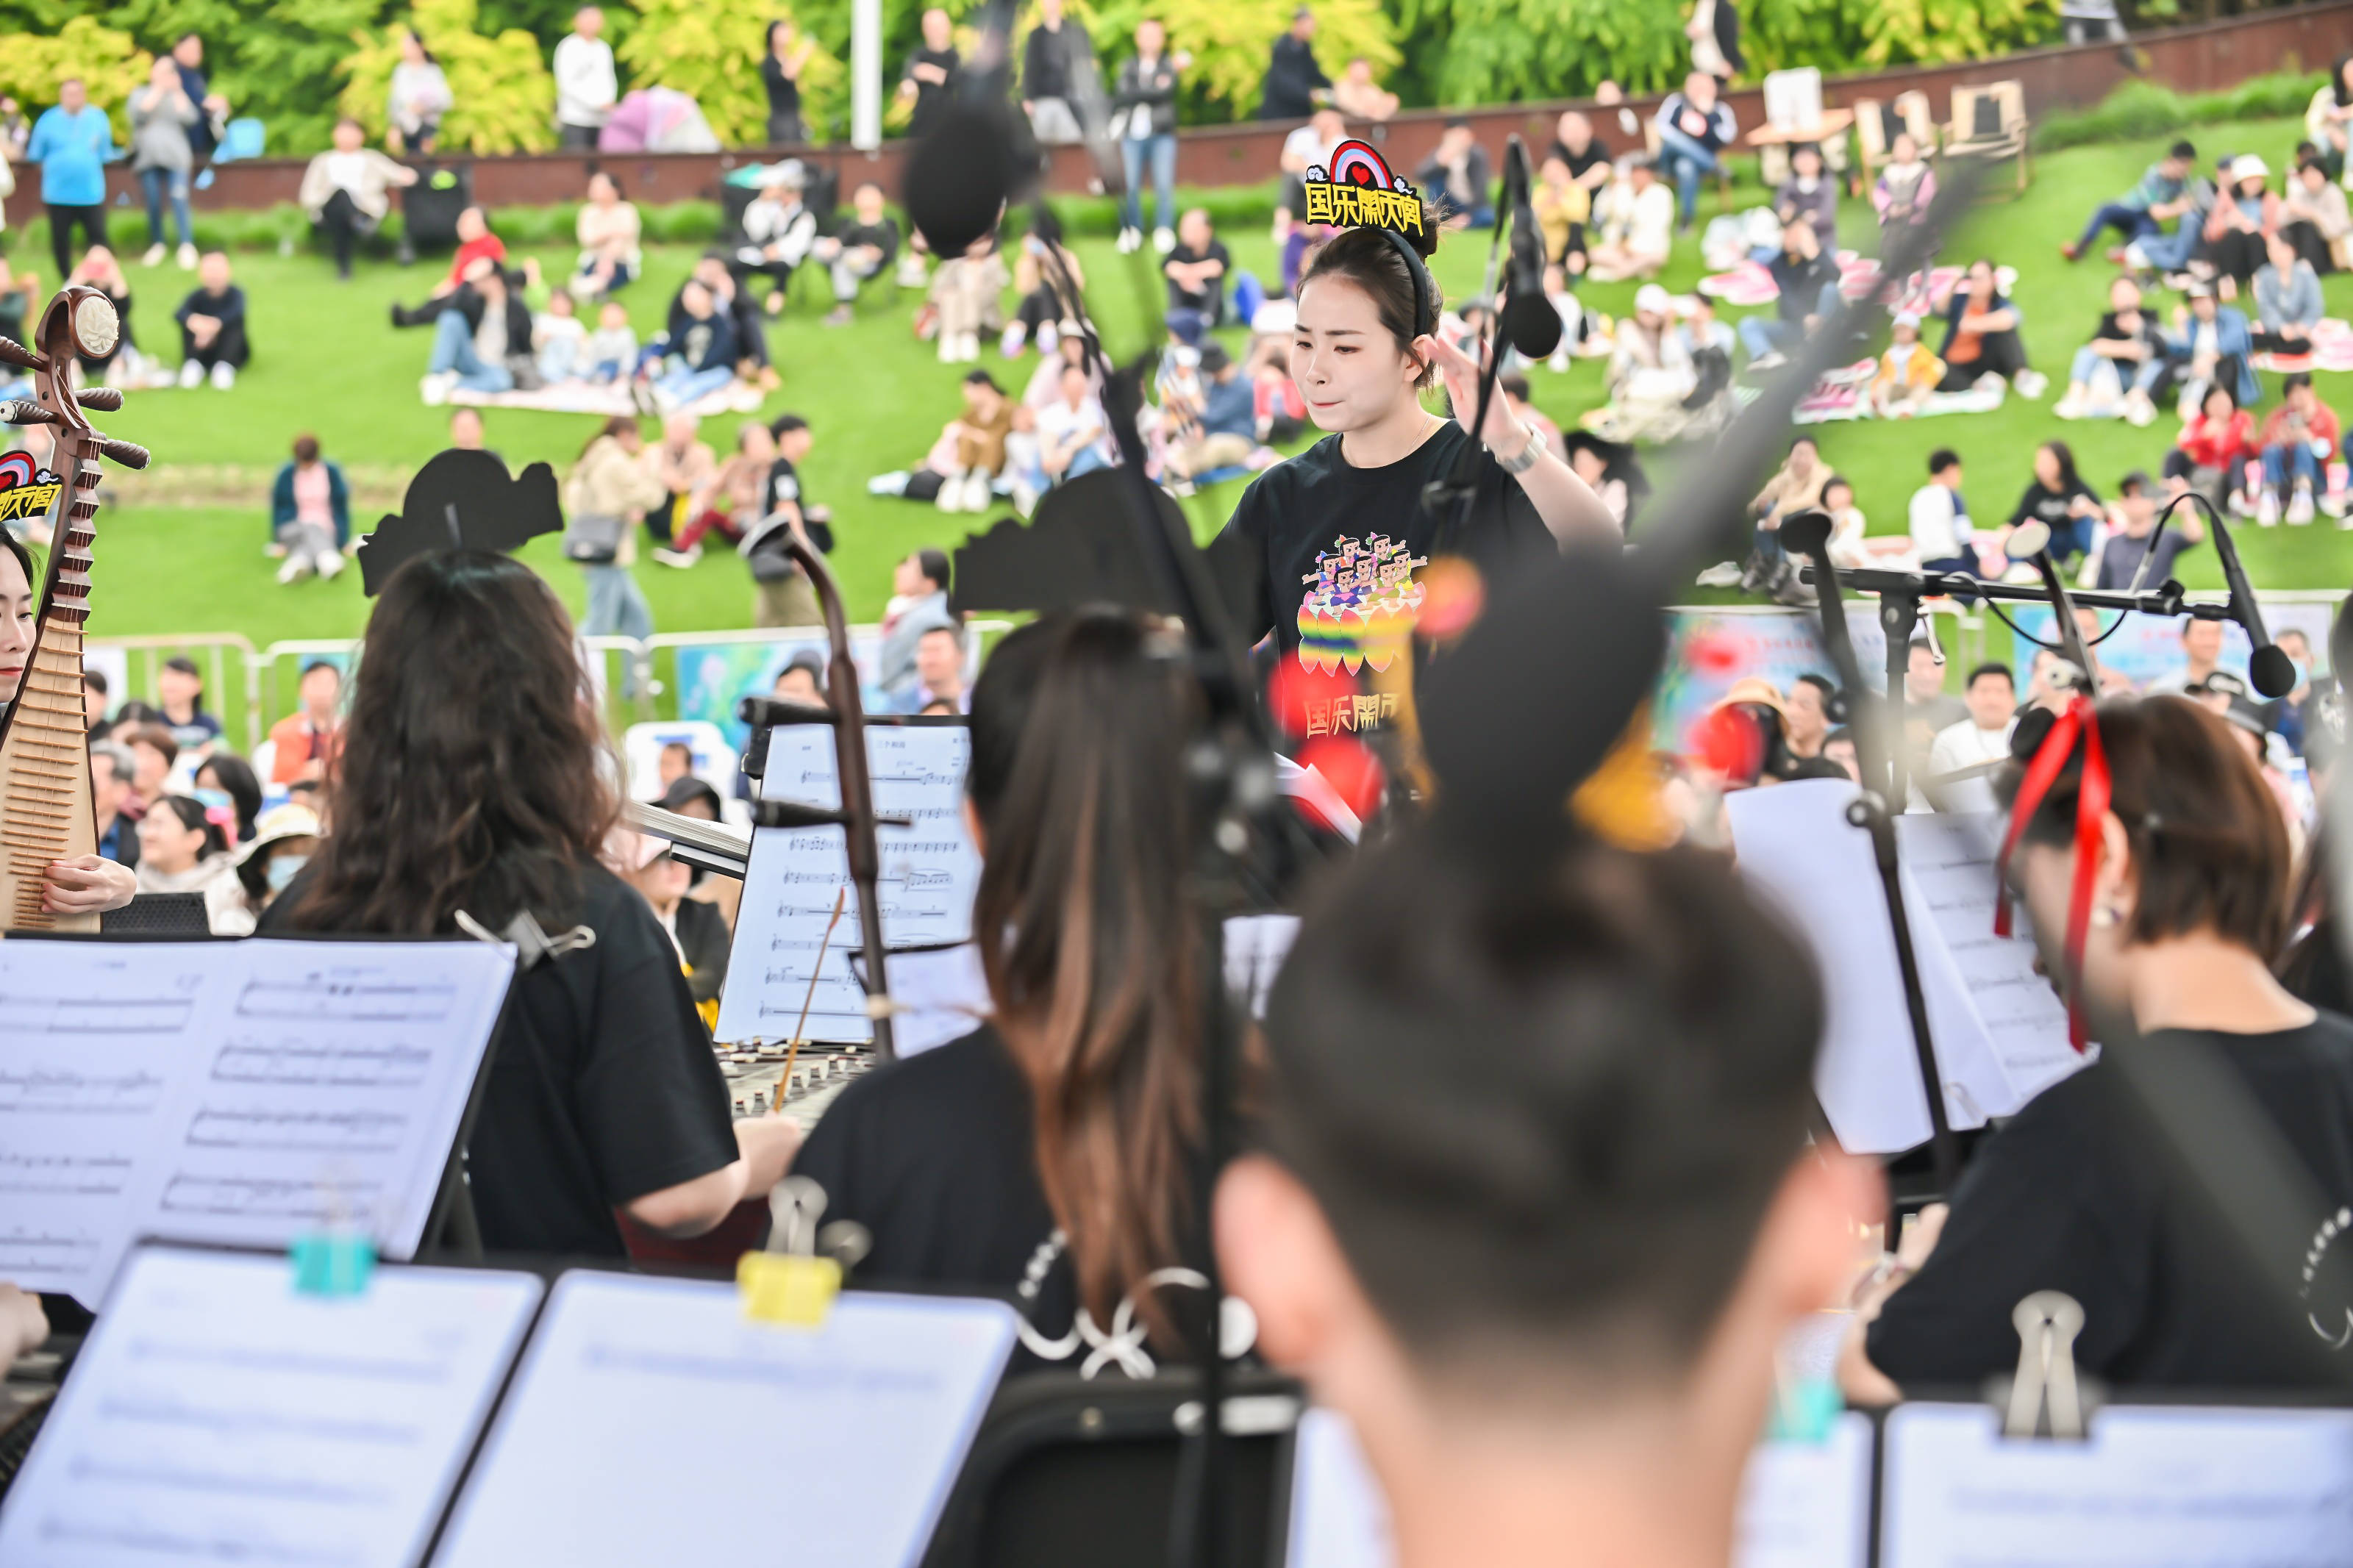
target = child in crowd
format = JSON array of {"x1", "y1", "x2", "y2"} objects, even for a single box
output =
[
  {"x1": 586, "y1": 299, "x2": 637, "y2": 384},
  {"x1": 1870, "y1": 311, "x2": 1942, "y2": 418},
  {"x1": 534, "y1": 287, "x2": 588, "y2": 384},
  {"x1": 1821, "y1": 474, "x2": 1873, "y2": 569},
  {"x1": 1872, "y1": 132, "x2": 1936, "y2": 236}
]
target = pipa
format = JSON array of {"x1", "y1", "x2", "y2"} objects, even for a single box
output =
[{"x1": 0, "y1": 286, "x2": 150, "y2": 932}]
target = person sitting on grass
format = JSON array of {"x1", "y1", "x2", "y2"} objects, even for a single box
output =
[
  {"x1": 1870, "y1": 310, "x2": 1943, "y2": 419},
  {"x1": 1771, "y1": 140, "x2": 1838, "y2": 247},
  {"x1": 269, "y1": 433, "x2": 349, "y2": 584},
  {"x1": 2007, "y1": 439, "x2": 2103, "y2": 566},
  {"x1": 585, "y1": 298, "x2": 636, "y2": 382},
  {"x1": 1737, "y1": 216, "x2": 1838, "y2": 370},
  {"x1": 2062, "y1": 138, "x2": 2198, "y2": 263},
  {"x1": 389, "y1": 205, "x2": 506, "y2": 326},
  {"x1": 1530, "y1": 154, "x2": 1590, "y2": 279},
  {"x1": 2201, "y1": 154, "x2": 2279, "y2": 298},
  {"x1": 2054, "y1": 273, "x2": 2168, "y2": 426},
  {"x1": 2279, "y1": 154, "x2": 2350, "y2": 275},
  {"x1": 573, "y1": 170, "x2": 641, "y2": 299},
  {"x1": 174, "y1": 249, "x2": 248, "y2": 390},
  {"x1": 2162, "y1": 380, "x2": 2256, "y2": 519},
  {"x1": 665, "y1": 419, "x2": 775, "y2": 565},
  {"x1": 2094, "y1": 469, "x2": 2202, "y2": 591},
  {"x1": 1935, "y1": 257, "x2": 2043, "y2": 398},
  {"x1": 812, "y1": 181, "x2": 899, "y2": 328},
  {"x1": 1585, "y1": 155, "x2": 1672, "y2": 282},
  {"x1": 650, "y1": 279, "x2": 740, "y2": 414},
  {"x1": 298, "y1": 117, "x2": 415, "y2": 281},
  {"x1": 2159, "y1": 279, "x2": 2257, "y2": 418},
  {"x1": 534, "y1": 287, "x2": 587, "y2": 383},
  {"x1": 733, "y1": 165, "x2": 818, "y2": 317},
  {"x1": 2254, "y1": 370, "x2": 2339, "y2": 527},
  {"x1": 2251, "y1": 229, "x2": 2325, "y2": 356},
  {"x1": 419, "y1": 257, "x2": 533, "y2": 401}
]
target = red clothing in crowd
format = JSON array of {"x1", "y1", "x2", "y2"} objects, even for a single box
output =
[
  {"x1": 2176, "y1": 407, "x2": 2256, "y2": 470},
  {"x1": 2256, "y1": 398, "x2": 2341, "y2": 453},
  {"x1": 446, "y1": 232, "x2": 509, "y2": 287}
]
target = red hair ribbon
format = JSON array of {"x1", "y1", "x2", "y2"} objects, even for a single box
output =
[{"x1": 1991, "y1": 696, "x2": 2110, "y2": 1053}]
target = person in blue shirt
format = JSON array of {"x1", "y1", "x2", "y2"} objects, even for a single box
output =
[
  {"x1": 1165, "y1": 342, "x2": 1258, "y2": 483},
  {"x1": 26, "y1": 79, "x2": 118, "y2": 281}
]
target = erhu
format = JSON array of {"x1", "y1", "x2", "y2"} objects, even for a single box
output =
[{"x1": 0, "y1": 286, "x2": 151, "y2": 931}]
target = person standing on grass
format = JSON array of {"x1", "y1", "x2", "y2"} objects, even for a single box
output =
[
  {"x1": 27, "y1": 79, "x2": 116, "y2": 283},
  {"x1": 128, "y1": 56, "x2": 199, "y2": 272},
  {"x1": 565, "y1": 417, "x2": 668, "y2": 681},
  {"x1": 553, "y1": 7, "x2": 617, "y2": 152},
  {"x1": 763, "y1": 20, "x2": 817, "y2": 147}
]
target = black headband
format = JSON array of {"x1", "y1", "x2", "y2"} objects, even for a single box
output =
[{"x1": 1375, "y1": 226, "x2": 1437, "y2": 341}]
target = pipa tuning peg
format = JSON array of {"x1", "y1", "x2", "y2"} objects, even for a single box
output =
[
  {"x1": 74, "y1": 385, "x2": 124, "y2": 412},
  {"x1": 0, "y1": 400, "x2": 57, "y2": 426},
  {"x1": 0, "y1": 335, "x2": 38, "y2": 372},
  {"x1": 98, "y1": 437, "x2": 150, "y2": 470}
]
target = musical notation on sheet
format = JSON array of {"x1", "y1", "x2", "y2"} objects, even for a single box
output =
[
  {"x1": 0, "y1": 1246, "x2": 543, "y2": 1568},
  {"x1": 0, "y1": 939, "x2": 514, "y2": 1306},
  {"x1": 716, "y1": 723, "x2": 983, "y2": 1045}
]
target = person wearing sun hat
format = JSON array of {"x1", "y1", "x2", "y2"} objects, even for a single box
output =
[{"x1": 2203, "y1": 151, "x2": 2281, "y2": 294}]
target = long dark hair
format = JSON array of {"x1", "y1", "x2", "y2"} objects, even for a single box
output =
[
  {"x1": 196, "y1": 750, "x2": 262, "y2": 842},
  {"x1": 2039, "y1": 439, "x2": 2079, "y2": 493},
  {"x1": 277, "y1": 551, "x2": 618, "y2": 935},
  {"x1": 967, "y1": 609, "x2": 1203, "y2": 1339},
  {"x1": 1298, "y1": 223, "x2": 1441, "y2": 390}
]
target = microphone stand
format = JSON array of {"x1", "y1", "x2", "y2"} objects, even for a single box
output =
[{"x1": 1782, "y1": 514, "x2": 1959, "y2": 1197}]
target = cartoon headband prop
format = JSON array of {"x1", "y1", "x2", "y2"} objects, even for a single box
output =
[
  {"x1": 355, "y1": 448, "x2": 565, "y2": 597},
  {"x1": 1992, "y1": 697, "x2": 2111, "y2": 1053},
  {"x1": 1302, "y1": 139, "x2": 1438, "y2": 337}
]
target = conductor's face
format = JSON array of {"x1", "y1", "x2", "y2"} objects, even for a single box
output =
[{"x1": 1292, "y1": 276, "x2": 1418, "y2": 434}]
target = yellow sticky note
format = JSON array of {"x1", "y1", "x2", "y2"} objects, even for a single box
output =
[{"x1": 737, "y1": 1251, "x2": 841, "y2": 1327}]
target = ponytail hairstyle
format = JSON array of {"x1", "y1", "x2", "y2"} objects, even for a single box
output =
[
  {"x1": 1297, "y1": 221, "x2": 1443, "y2": 390},
  {"x1": 154, "y1": 793, "x2": 231, "y2": 860},
  {"x1": 966, "y1": 609, "x2": 1204, "y2": 1341}
]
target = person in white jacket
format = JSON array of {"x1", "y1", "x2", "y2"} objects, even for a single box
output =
[
  {"x1": 732, "y1": 165, "x2": 818, "y2": 315},
  {"x1": 136, "y1": 793, "x2": 256, "y2": 936},
  {"x1": 553, "y1": 7, "x2": 618, "y2": 150}
]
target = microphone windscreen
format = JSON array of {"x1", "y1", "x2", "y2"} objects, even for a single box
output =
[
  {"x1": 1777, "y1": 509, "x2": 1832, "y2": 558},
  {"x1": 2250, "y1": 642, "x2": 2299, "y2": 699},
  {"x1": 1499, "y1": 291, "x2": 1563, "y2": 361},
  {"x1": 902, "y1": 101, "x2": 1018, "y2": 257}
]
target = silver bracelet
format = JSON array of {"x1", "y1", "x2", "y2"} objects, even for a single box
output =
[{"x1": 1493, "y1": 417, "x2": 1544, "y2": 476}]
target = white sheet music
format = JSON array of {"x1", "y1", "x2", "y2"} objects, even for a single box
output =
[
  {"x1": 1286, "y1": 1408, "x2": 1393, "y2": 1568},
  {"x1": 1284, "y1": 1407, "x2": 1873, "y2": 1568},
  {"x1": 1734, "y1": 1413, "x2": 1874, "y2": 1568},
  {"x1": 0, "y1": 1245, "x2": 542, "y2": 1568},
  {"x1": 0, "y1": 938, "x2": 515, "y2": 1306},
  {"x1": 433, "y1": 1272, "x2": 1015, "y2": 1568},
  {"x1": 1726, "y1": 781, "x2": 2017, "y2": 1153},
  {"x1": 716, "y1": 721, "x2": 982, "y2": 1045},
  {"x1": 1881, "y1": 1401, "x2": 2353, "y2": 1567},
  {"x1": 1893, "y1": 812, "x2": 2090, "y2": 1105}
]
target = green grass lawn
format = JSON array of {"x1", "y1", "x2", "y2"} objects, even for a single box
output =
[{"x1": 42, "y1": 111, "x2": 2353, "y2": 717}]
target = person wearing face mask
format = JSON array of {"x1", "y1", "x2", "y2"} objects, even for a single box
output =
[
  {"x1": 135, "y1": 791, "x2": 254, "y2": 934},
  {"x1": 0, "y1": 534, "x2": 136, "y2": 920},
  {"x1": 1215, "y1": 221, "x2": 1619, "y2": 670},
  {"x1": 231, "y1": 801, "x2": 321, "y2": 922}
]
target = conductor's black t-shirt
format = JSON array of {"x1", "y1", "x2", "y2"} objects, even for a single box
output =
[
  {"x1": 790, "y1": 1024, "x2": 1076, "y2": 1330},
  {"x1": 258, "y1": 862, "x2": 738, "y2": 1259},
  {"x1": 1866, "y1": 1016, "x2": 2353, "y2": 1391},
  {"x1": 1216, "y1": 420, "x2": 1553, "y2": 665}
]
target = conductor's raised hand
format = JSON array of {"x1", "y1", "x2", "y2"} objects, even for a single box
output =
[{"x1": 1415, "y1": 332, "x2": 1524, "y2": 453}]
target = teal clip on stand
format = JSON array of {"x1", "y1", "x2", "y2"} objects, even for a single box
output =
[{"x1": 290, "y1": 1232, "x2": 378, "y2": 1297}]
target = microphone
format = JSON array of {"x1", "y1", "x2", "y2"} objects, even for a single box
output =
[
  {"x1": 2199, "y1": 500, "x2": 2296, "y2": 698},
  {"x1": 1496, "y1": 137, "x2": 1562, "y2": 362}
]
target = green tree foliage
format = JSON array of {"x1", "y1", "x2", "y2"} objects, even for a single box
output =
[
  {"x1": 0, "y1": 16, "x2": 151, "y2": 122},
  {"x1": 617, "y1": 0, "x2": 843, "y2": 144},
  {"x1": 1855, "y1": 0, "x2": 2058, "y2": 66},
  {"x1": 1391, "y1": 0, "x2": 1679, "y2": 107},
  {"x1": 99, "y1": 0, "x2": 383, "y2": 157},
  {"x1": 340, "y1": 0, "x2": 558, "y2": 153}
]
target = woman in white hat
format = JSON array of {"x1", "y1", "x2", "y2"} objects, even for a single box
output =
[{"x1": 2202, "y1": 153, "x2": 2279, "y2": 296}]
